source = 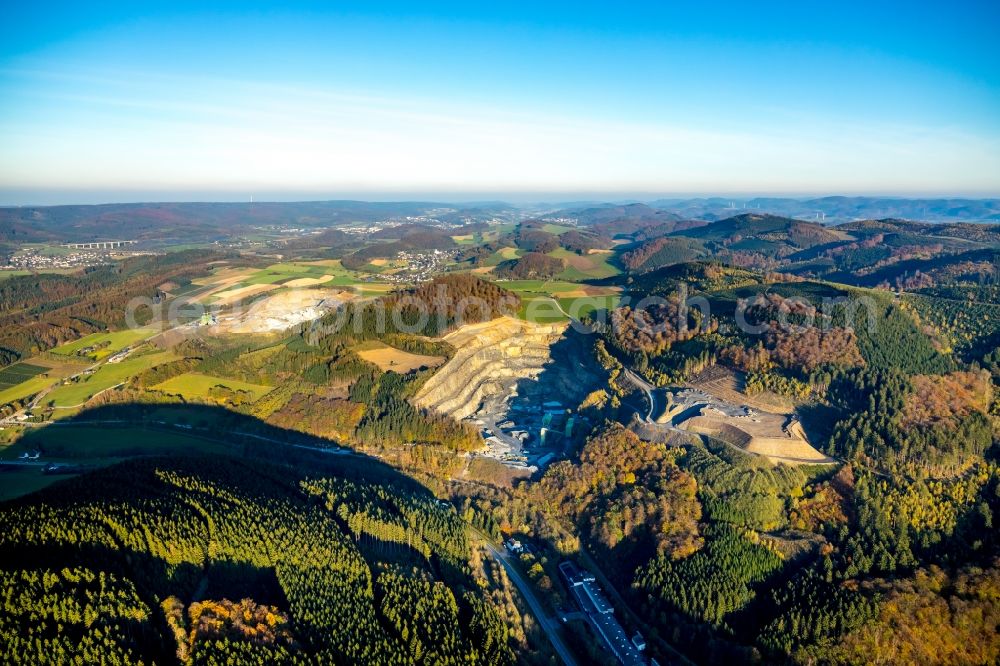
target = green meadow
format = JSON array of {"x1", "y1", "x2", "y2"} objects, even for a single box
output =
[
  {"x1": 151, "y1": 372, "x2": 272, "y2": 401},
  {"x1": 46, "y1": 350, "x2": 177, "y2": 408},
  {"x1": 51, "y1": 329, "x2": 155, "y2": 359},
  {"x1": 3, "y1": 424, "x2": 232, "y2": 465},
  {"x1": 549, "y1": 248, "x2": 621, "y2": 280}
]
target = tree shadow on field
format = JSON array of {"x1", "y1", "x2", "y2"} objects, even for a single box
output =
[{"x1": 8, "y1": 402, "x2": 436, "y2": 496}]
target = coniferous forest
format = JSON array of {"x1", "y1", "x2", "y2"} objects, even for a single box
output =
[{"x1": 0, "y1": 455, "x2": 513, "y2": 665}]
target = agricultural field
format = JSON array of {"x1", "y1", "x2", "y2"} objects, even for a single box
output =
[
  {"x1": 189, "y1": 265, "x2": 257, "y2": 288},
  {"x1": 0, "y1": 358, "x2": 88, "y2": 407},
  {"x1": 209, "y1": 283, "x2": 280, "y2": 305},
  {"x1": 0, "y1": 363, "x2": 47, "y2": 391},
  {"x1": 499, "y1": 278, "x2": 623, "y2": 322},
  {"x1": 243, "y1": 260, "x2": 362, "y2": 286},
  {"x1": 498, "y1": 278, "x2": 583, "y2": 296},
  {"x1": 358, "y1": 258, "x2": 395, "y2": 274},
  {"x1": 556, "y1": 294, "x2": 622, "y2": 319},
  {"x1": 517, "y1": 297, "x2": 570, "y2": 323},
  {"x1": 151, "y1": 372, "x2": 273, "y2": 401},
  {"x1": 0, "y1": 375, "x2": 57, "y2": 407},
  {"x1": 354, "y1": 341, "x2": 445, "y2": 373},
  {"x1": 45, "y1": 349, "x2": 178, "y2": 408},
  {"x1": 3, "y1": 424, "x2": 232, "y2": 463},
  {"x1": 499, "y1": 278, "x2": 621, "y2": 300},
  {"x1": 193, "y1": 260, "x2": 389, "y2": 307},
  {"x1": 550, "y1": 247, "x2": 621, "y2": 280},
  {"x1": 541, "y1": 222, "x2": 576, "y2": 235},
  {"x1": 352, "y1": 281, "x2": 398, "y2": 297},
  {"x1": 0, "y1": 467, "x2": 68, "y2": 502},
  {"x1": 50, "y1": 328, "x2": 155, "y2": 359},
  {"x1": 497, "y1": 246, "x2": 522, "y2": 260},
  {"x1": 243, "y1": 262, "x2": 331, "y2": 284}
]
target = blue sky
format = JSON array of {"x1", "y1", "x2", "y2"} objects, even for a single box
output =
[{"x1": 1, "y1": 1, "x2": 998, "y2": 203}]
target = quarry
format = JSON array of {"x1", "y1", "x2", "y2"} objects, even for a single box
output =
[
  {"x1": 666, "y1": 374, "x2": 835, "y2": 466},
  {"x1": 213, "y1": 288, "x2": 352, "y2": 334},
  {"x1": 414, "y1": 316, "x2": 603, "y2": 470}
]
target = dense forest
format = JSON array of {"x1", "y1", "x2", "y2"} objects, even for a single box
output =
[
  {"x1": 0, "y1": 455, "x2": 514, "y2": 665},
  {"x1": 467, "y1": 251, "x2": 1000, "y2": 664},
  {"x1": 493, "y1": 252, "x2": 564, "y2": 279},
  {"x1": 620, "y1": 236, "x2": 708, "y2": 272},
  {"x1": 460, "y1": 418, "x2": 999, "y2": 664}
]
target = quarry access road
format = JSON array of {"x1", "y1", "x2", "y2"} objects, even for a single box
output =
[{"x1": 547, "y1": 298, "x2": 668, "y2": 425}]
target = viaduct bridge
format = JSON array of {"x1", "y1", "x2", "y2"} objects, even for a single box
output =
[{"x1": 61, "y1": 240, "x2": 138, "y2": 250}]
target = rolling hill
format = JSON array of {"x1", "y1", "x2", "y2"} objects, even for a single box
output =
[
  {"x1": 672, "y1": 213, "x2": 847, "y2": 256},
  {"x1": 0, "y1": 201, "x2": 473, "y2": 243}
]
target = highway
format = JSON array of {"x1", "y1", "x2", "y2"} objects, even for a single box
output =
[{"x1": 477, "y1": 536, "x2": 579, "y2": 666}]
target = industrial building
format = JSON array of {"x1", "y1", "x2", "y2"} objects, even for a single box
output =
[{"x1": 559, "y1": 561, "x2": 646, "y2": 665}]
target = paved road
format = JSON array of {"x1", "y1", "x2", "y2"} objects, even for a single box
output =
[
  {"x1": 478, "y1": 536, "x2": 579, "y2": 666},
  {"x1": 550, "y1": 298, "x2": 667, "y2": 427}
]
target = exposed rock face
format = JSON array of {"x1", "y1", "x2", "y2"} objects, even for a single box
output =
[
  {"x1": 681, "y1": 411, "x2": 835, "y2": 466},
  {"x1": 414, "y1": 316, "x2": 567, "y2": 419}
]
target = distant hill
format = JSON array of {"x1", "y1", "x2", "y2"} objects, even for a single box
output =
[
  {"x1": 620, "y1": 236, "x2": 708, "y2": 272},
  {"x1": 772, "y1": 217, "x2": 1000, "y2": 281},
  {"x1": 544, "y1": 203, "x2": 685, "y2": 228},
  {"x1": 0, "y1": 200, "x2": 468, "y2": 243},
  {"x1": 827, "y1": 247, "x2": 1000, "y2": 288},
  {"x1": 838, "y1": 218, "x2": 1000, "y2": 244},
  {"x1": 5, "y1": 197, "x2": 997, "y2": 245},
  {"x1": 541, "y1": 203, "x2": 708, "y2": 240},
  {"x1": 672, "y1": 213, "x2": 845, "y2": 256},
  {"x1": 649, "y1": 196, "x2": 1000, "y2": 224},
  {"x1": 558, "y1": 228, "x2": 614, "y2": 253},
  {"x1": 620, "y1": 260, "x2": 762, "y2": 295},
  {"x1": 494, "y1": 252, "x2": 564, "y2": 279}
]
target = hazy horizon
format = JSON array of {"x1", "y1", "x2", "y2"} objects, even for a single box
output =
[{"x1": 3, "y1": 189, "x2": 1000, "y2": 209}]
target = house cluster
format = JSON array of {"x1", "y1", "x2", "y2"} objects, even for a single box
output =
[
  {"x1": 381, "y1": 249, "x2": 452, "y2": 283},
  {"x1": 105, "y1": 348, "x2": 134, "y2": 364},
  {"x1": 540, "y1": 216, "x2": 579, "y2": 226},
  {"x1": 3, "y1": 249, "x2": 113, "y2": 271}
]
